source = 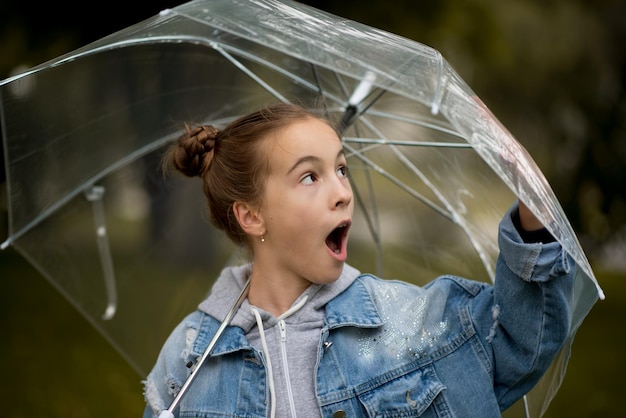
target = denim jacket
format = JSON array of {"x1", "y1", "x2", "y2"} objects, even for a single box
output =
[{"x1": 143, "y1": 206, "x2": 574, "y2": 417}]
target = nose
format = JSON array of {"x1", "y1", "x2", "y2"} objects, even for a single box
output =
[{"x1": 333, "y1": 177, "x2": 353, "y2": 209}]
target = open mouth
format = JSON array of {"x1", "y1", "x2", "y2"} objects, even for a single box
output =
[{"x1": 325, "y1": 222, "x2": 350, "y2": 254}]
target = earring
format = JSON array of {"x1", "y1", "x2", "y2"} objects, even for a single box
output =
[{"x1": 261, "y1": 235, "x2": 265, "y2": 243}]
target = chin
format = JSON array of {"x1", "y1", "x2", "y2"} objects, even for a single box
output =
[{"x1": 316, "y1": 263, "x2": 344, "y2": 284}]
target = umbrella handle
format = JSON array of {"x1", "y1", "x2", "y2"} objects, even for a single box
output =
[{"x1": 159, "y1": 277, "x2": 251, "y2": 417}]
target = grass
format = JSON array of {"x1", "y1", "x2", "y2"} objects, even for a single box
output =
[{"x1": 0, "y1": 248, "x2": 621, "y2": 417}]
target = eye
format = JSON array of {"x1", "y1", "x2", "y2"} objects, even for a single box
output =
[
  {"x1": 337, "y1": 165, "x2": 348, "y2": 178},
  {"x1": 301, "y1": 173, "x2": 317, "y2": 185}
]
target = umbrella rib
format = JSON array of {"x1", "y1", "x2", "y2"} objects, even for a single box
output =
[
  {"x1": 212, "y1": 43, "x2": 348, "y2": 108},
  {"x1": 219, "y1": 44, "x2": 343, "y2": 104},
  {"x1": 214, "y1": 45, "x2": 289, "y2": 103},
  {"x1": 310, "y1": 63, "x2": 324, "y2": 96},
  {"x1": 343, "y1": 137, "x2": 472, "y2": 149},
  {"x1": 356, "y1": 86, "x2": 388, "y2": 117},
  {"x1": 342, "y1": 142, "x2": 453, "y2": 221},
  {"x1": 310, "y1": 64, "x2": 331, "y2": 116},
  {"x1": 349, "y1": 174, "x2": 384, "y2": 275},
  {"x1": 332, "y1": 70, "x2": 352, "y2": 99},
  {"x1": 357, "y1": 109, "x2": 465, "y2": 139},
  {"x1": 345, "y1": 135, "x2": 384, "y2": 276},
  {"x1": 388, "y1": 144, "x2": 497, "y2": 281},
  {"x1": 323, "y1": 103, "x2": 464, "y2": 143}
]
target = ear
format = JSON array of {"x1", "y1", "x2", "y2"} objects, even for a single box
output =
[{"x1": 232, "y1": 201, "x2": 265, "y2": 237}]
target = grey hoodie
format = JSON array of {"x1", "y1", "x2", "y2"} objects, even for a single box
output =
[{"x1": 197, "y1": 263, "x2": 361, "y2": 418}]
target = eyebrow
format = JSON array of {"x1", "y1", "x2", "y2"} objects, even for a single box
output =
[{"x1": 287, "y1": 149, "x2": 345, "y2": 174}]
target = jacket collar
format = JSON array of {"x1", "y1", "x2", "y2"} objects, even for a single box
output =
[
  {"x1": 191, "y1": 272, "x2": 384, "y2": 358},
  {"x1": 324, "y1": 274, "x2": 384, "y2": 329}
]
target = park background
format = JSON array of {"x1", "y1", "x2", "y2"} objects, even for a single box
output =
[{"x1": 1, "y1": 0, "x2": 624, "y2": 416}]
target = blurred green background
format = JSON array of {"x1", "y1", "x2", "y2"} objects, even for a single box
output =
[{"x1": 1, "y1": 0, "x2": 624, "y2": 416}]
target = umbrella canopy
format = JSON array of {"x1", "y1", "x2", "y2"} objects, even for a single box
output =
[{"x1": 0, "y1": 0, "x2": 602, "y2": 416}]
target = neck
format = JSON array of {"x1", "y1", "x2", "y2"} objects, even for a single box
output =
[{"x1": 247, "y1": 264, "x2": 310, "y2": 317}]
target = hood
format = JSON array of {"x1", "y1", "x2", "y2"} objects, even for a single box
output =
[{"x1": 197, "y1": 263, "x2": 361, "y2": 332}]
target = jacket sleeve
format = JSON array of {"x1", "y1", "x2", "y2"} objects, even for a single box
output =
[
  {"x1": 142, "y1": 312, "x2": 200, "y2": 418},
  {"x1": 485, "y1": 201, "x2": 575, "y2": 409}
]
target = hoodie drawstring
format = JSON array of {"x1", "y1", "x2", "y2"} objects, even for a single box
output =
[
  {"x1": 252, "y1": 307, "x2": 276, "y2": 418},
  {"x1": 251, "y1": 294, "x2": 309, "y2": 418}
]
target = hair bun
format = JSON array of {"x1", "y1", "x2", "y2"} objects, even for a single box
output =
[
  {"x1": 172, "y1": 124, "x2": 220, "y2": 177},
  {"x1": 192, "y1": 125, "x2": 219, "y2": 151}
]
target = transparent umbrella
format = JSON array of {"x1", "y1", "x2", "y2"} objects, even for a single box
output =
[{"x1": 0, "y1": 0, "x2": 603, "y2": 416}]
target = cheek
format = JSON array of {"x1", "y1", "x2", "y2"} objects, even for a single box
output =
[
  {"x1": 274, "y1": 205, "x2": 319, "y2": 241},
  {"x1": 264, "y1": 201, "x2": 303, "y2": 230}
]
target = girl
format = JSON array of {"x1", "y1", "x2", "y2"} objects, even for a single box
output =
[{"x1": 142, "y1": 103, "x2": 573, "y2": 417}]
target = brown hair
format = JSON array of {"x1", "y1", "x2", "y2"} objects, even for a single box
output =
[{"x1": 163, "y1": 102, "x2": 331, "y2": 251}]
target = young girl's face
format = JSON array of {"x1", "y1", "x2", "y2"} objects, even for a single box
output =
[{"x1": 257, "y1": 117, "x2": 354, "y2": 284}]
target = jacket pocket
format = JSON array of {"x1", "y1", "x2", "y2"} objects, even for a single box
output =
[{"x1": 357, "y1": 365, "x2": 446, "y2": 417}]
